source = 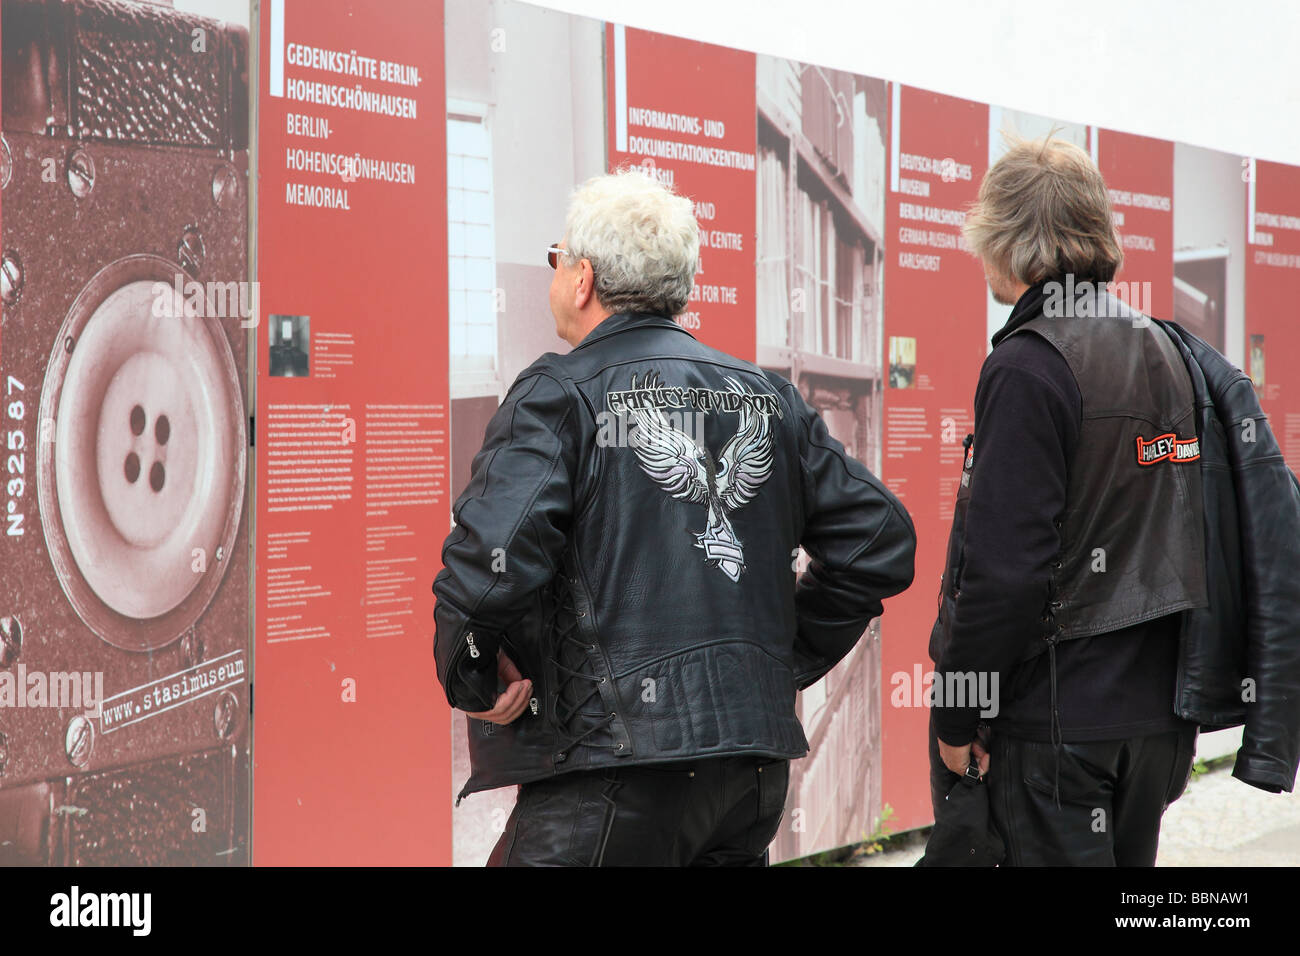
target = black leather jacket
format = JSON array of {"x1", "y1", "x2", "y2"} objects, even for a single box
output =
[
  {"x1": 1156, "y1": 320, "x2": 1300, "y2": 793},
  {"x1": 433, "y1": 312, "x2": 916, "y2": 800}
]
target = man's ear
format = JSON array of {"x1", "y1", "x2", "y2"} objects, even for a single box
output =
[{"x1": 575, "y1": 259, "x2": 596, "y2": 310}]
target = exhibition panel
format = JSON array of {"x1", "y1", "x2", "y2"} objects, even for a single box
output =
[{"x1": 0, "y1": 0, "x2": 1294, "y2": 866}]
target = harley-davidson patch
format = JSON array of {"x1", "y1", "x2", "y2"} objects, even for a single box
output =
[
  {"x1": 612, "y1": 371, "x2": 776, "y2": 583},
  {"x1": 1135, "y1": 432, "x2": 1201, "y2": 465}
]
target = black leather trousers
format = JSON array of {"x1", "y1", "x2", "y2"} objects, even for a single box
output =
[
  {"x1": 487, "y1": 755, "x2": 790, "y2": 866},
  {"x1": 987, "y1": 725, "x2": 1198, "y2": 866},
  {"x1": 928, "y1": 712, "x2": 1198, "y2": 866}
]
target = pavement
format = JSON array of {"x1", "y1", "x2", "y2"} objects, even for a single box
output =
[
  {"x1": 1156, "y1": 758, "x2": 1300, "y2": 866},
  {"x1": 851, "y1": 728, "x2": 1300, "y2": 867}
]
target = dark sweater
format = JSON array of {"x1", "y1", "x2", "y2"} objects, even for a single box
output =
[{"x1": 934, "y1": 282, "x2": 1194, "y2": 745}]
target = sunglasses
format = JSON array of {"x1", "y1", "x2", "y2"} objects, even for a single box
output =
[{"x1": 547, "y1": 242, "x2": 565, "y2": 270}]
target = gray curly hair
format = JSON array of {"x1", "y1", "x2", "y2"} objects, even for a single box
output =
[{"x1": 560, "y1": 168, "x2": 700, "y2": 316}]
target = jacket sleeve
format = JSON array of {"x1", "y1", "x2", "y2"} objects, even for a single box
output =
[
  {"x1": 932, "y1": 342, "x2": 1079, "y2": 745},
  {"x1": 1219, "y1": 372, "x2": 1300, "y2": 793},
  {"x1": 432, "y1": 367, "x2": 576, "y2": 712},
  {"x1": 777, "y1": 377, "x2": 917, "y2": 689}
]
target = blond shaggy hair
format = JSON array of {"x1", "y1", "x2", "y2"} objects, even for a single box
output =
[{"x1": 964, "y1": 134, "x2": 1124, "y2": 285}]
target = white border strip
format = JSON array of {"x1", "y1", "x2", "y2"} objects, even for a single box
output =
[
  {"x1": 613, "y1": 24, "x2": 628, "y2": 152},
  {"x1": 1247, "y1": 157, "x2": 1257, "y2": 244},
  {"x1": 269, "y1": 0, "x2": 285, "y2": 98},
  {"x1": 890, "y1": 81, "x2": 900, "y2": 193},
  {"x1": 987, "y1": 104, "x2": 1002, "y2": 166}
]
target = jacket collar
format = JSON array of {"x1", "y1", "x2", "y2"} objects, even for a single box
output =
[
  {"x1": 990, "y1": 279, "x2": 1054, "y2": 348},
  {"x1": 573, "y1": 311, "x2": 694, "y2": 350}
]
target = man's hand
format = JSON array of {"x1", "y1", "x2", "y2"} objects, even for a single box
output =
[
  {"x1": 939, "y1": 735, "x2": 990, "y2": 778},
  {"x1": 465, "y1": 651, "x2": 533, "y2": 725}
]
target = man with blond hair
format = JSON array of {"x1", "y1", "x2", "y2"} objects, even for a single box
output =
[
  {"x1": 927, "y1": 135, "x2": 1204, "y2": 865},
  {"x1": 433, "y1": 169, "x2": 916, "y2": 866}
]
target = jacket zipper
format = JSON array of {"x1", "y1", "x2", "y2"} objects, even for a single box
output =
[
  {"x1": 446, "y1": 630, "x2": 489, "y2": 715},
  {"x1": 456, "y1": 564, "x2": 585, "y2": 804}
]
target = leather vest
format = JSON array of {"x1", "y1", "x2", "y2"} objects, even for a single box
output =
[{"x1": 931, "y1": 287, "x2": 1208, "y2": 667}]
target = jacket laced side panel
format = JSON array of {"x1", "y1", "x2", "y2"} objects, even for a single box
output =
[
  {"x1": 1041, "y1": 564, "x2": 1064, "y2": 807},
  {"x1": 545, "y1": 563, "x2": 618, "y2": 766}
]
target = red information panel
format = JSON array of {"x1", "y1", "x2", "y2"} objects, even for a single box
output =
[
  {"x1": 254, "y1": 0, "x2": 450, "y2": 864},
  {"x1": 605, "y1": 25, "x2": 756, "y2": 359},
  {"x1": 881, "y1": 86, "x2": 989, "y2": 832},
  {"x1": 1246, "y1": 160, "x2": 1300, "y2": 469},
  {"x1": 1097, "y1": 130, "x2": 1174, "y2": 321}
]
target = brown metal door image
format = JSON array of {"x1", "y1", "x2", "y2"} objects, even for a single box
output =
[
  {"x1": 0, "y1": 0, "x2": 251, "y2": 865},
  {"x1": 757, "y1": 55, "x2": 889, "y2": 860}
]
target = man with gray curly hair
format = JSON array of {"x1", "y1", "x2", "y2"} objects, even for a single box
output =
[
  {"x1": 433, "y1": 168, "x2": 916, "y2": 866},
  {"x1": 547, "y1": 170, "x2": 700, "y2": 336},
  {"x1": 925, "y1": 134, "x2": 1204, "y2": 866}
]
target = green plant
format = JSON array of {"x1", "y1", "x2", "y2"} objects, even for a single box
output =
[
  {"x1": 779, "y1": 804, "x2": 899, "y2": 866},
  {"x1": 855, "y1": 803, "x2": 896, "y2": 856},
  {"x1": 1189, "y1": 752, "x2": 1236, "y2": 781}
]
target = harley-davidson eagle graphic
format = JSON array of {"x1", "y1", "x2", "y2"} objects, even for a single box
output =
[{"x1": 607, "y1": 372, "x2": 780, "y2": 582}]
